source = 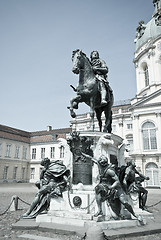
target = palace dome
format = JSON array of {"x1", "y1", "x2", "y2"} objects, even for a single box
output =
[{"x1": 135, "y1": 3, "x2": 161, "y2": 51}]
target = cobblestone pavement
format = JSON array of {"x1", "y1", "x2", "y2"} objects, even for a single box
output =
[
  {"x1": 0, "y1": 183, "x2": 80, "y2": 240},
  {"x1": 0, "y1": 183, "x2": 161, "y2": 240}
]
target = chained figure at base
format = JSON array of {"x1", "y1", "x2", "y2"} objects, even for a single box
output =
[
  {"x1": 82, "y1": 153, "x2": 143, "y2": 223},
  {"x1": 22, "y1": 158, "x2": 70, "y2": 218},
  {"x1": 119, "y1": 159, "x2": 150, "y2": 211}
]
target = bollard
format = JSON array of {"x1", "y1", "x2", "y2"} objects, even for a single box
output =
[{"x1": 9, "y1": 195, "x2": 18, "y2": 211}]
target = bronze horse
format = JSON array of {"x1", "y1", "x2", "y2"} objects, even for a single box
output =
[{"x1": 68, "y1": 49, "x2": 114, "y2": 132}]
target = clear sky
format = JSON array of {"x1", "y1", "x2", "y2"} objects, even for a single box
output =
[{"x1": 0, "y1": 0, "x2": 154, "y2": 132}]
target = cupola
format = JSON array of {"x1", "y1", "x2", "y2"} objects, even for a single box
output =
[{"x1": 133, "y1": 0, "x2": 161, "y2": 98}]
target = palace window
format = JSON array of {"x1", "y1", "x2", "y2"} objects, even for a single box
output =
[
  {"x1": 127, "y1": 124, "x2": 133, "y2": 130},
  {"x1": 13, "y1": 166, "x2": 18, "y2": 179},
  {"x1": 142, "y1": 121, "x2": 157, "y2": 150},
  {"x1": 60, "y1": 146, "x2": 64, "y2": 158},
  {"x1": 22, "y1": 146, "x2": 27, "y2": 159},
  {"x1": 50, "y1": 147, "x2": 55, "y2": 159},
  {"x1": 15, "y1": 146, "x2": 20, "y2": 159},
  {"x1": 30, "y1": 168, "x2": 35, "y2": 179},
  {"x1": 144, "y1": 65, "x2": 149, "y2": 87},
  {"x1": 3, "y1": 166, "x2": 9, "y2": 180},
  {"x1": 32, "y1": 148, "x2": 36, "y2": 159},
  {"x1": 146, "y1": 163, "x2": 159, "y2": 186},
  {"x1": 5, "y1": 144, "x2": 12, "y2": 158},
  {"x1": 41, "y1": 148, "x2": 45, "y2": 159},
  {"x1": 126, "y1": 134, "x2": 133, "y2": 154}
]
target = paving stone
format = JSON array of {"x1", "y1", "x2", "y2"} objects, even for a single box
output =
[
  {"x1": 19, "y1": 234, "x2": 58, "y2": 240},
  {"x1": 0, "y1": 183, "x2": 161, "y2": 240}
]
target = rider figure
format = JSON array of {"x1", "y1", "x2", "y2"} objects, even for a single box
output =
[{"x1": 90, "y1": 51, "x2": 109, "y2": 106}]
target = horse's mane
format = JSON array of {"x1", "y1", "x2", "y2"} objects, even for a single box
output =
[{"x1": 72, "y1": 49, "x2": 91, "y2": 64}]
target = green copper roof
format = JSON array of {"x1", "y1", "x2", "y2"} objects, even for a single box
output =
[
  {"x1": 135, "y1": 1, "x2": 161, "y2": 52},
  {"x1": 135, "y1": 17, "x2": 161, "y2": 51}
]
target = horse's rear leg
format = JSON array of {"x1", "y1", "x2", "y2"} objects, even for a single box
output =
[
  {"x1": 95, "y1": 109, "x2": 102, "y2": 132},
  {"x1": 89, "y1": 98, "x2": 95, "y2": 131},
  {"x1": 107, "y1": 112, "x2": 112, "y2": 133},
  {"x1": 104, "y1": 110, "x2": 112, "y2": 133}
]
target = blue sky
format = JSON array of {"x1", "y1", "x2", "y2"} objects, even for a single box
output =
[{"x1": 0, "y1": 0, "x2": 154, "y2": 131}]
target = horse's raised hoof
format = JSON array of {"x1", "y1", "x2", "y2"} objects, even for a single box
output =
[
  {"x1": 73, "y1": 102, "x2": 78, "y2": 109},
  {"x1": 71, "y1": 112, "x2": 76, "y2": 118}
]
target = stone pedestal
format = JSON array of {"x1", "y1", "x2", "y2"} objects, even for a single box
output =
[
  {"x1": 36, "y1": 132, "x2": 151, "y2": 229},
  {"x1": 36, "y1": 195, "x2": 144, "y2": 229},
  {"x1": 68, "y1": 131, "x2": 124, "y2": 189}
]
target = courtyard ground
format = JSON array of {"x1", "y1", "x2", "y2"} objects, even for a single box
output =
[{"x1": 0, "y1": 183, "x2": 161, "y2": 240}]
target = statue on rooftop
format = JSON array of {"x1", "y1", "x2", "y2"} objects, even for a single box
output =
[
  {"x1": 153, "y1": 0, "x2": 161, "y2": 8},
  {"x1": 68, "y1": 49, "x2": 114, "y2": 133},
  {"x1": 135, "y1": 20, "x2": 146, "y2": 41}
]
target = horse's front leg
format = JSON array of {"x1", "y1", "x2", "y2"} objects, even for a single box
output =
[
  {"x1": 67, "y1": 95, "x2": 82, "y2": 118},
  {"x1": 95, "y1": 108, "x2": 102, "y2": 132}
]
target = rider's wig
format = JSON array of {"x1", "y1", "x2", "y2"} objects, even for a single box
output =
[{"x1": 90, "y1": 50, "x2": 99, "y2": 59}]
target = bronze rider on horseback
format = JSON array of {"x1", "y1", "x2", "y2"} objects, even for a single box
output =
[{"x1": 90, "y1": 51, "x2": 110, "y2": 106}]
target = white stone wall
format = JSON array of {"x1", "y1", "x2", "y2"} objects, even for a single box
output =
[
  {"x1": 0, "y1": 138, "x2": 30, "y2": 183},
  {"x1": 135, "y1": 38, "x2": 161, "y2": 97},
  {"x1": 29, "y1": 138, "x2": 71, "y2": 183}
]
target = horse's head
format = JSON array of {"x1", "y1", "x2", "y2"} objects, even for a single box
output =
[{"x1": 72, "y1": 49, "x2": 84, "y2": 74}]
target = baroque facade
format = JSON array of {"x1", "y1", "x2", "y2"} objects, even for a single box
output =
[
  {"x1": 70, "y1": 1, "x2": 161, "y2": 188},
  {"x1": 29, "y1": 127, "x2": 71, "y2": 183},
  {"x1": 0, "y1": 125, "x2": 30, "y2": 183},
  {"x1": 0, "y1": 1, "x2": 161, "y2": 188},
  {"x1": 0, "y1": 125, "x2": 71, "y2": 183}
]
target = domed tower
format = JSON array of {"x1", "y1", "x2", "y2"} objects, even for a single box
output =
[{"x1": 133, "y1": 0, "x2": 161, "y2": 99}]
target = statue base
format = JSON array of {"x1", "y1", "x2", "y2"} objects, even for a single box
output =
[
  {"x1": 36, "y1": 132, "x2": 153, "y2": 230},
  {"x1": 36, "y1": 191, "x2": 152, "y2": 230}
]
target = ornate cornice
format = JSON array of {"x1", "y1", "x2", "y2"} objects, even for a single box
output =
[{"x1": 133, "y1": 44, "x2": 156, "y2": 64}]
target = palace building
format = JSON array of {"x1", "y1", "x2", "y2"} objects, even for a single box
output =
[
  {"x1": 0, "y1": 1, "x2": 161, "y2": 187},
  {"x1": 0, "y1": 125, "x2": 71, "y2": 183}
]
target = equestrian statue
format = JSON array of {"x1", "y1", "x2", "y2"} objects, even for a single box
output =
[{"x1": 68, "y1": 49, "x2": 114, "y2": 133}]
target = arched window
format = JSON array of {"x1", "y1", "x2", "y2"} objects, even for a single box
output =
[
  {"x1": 143, "y1": 64, "x2": 149, "y2": 87},
  {"x1": 142, "y1": 121, "x2": 157, "y2": 150},
  {"x1": 146, "y1": 163, "x2": 159, "y2": 186}
]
